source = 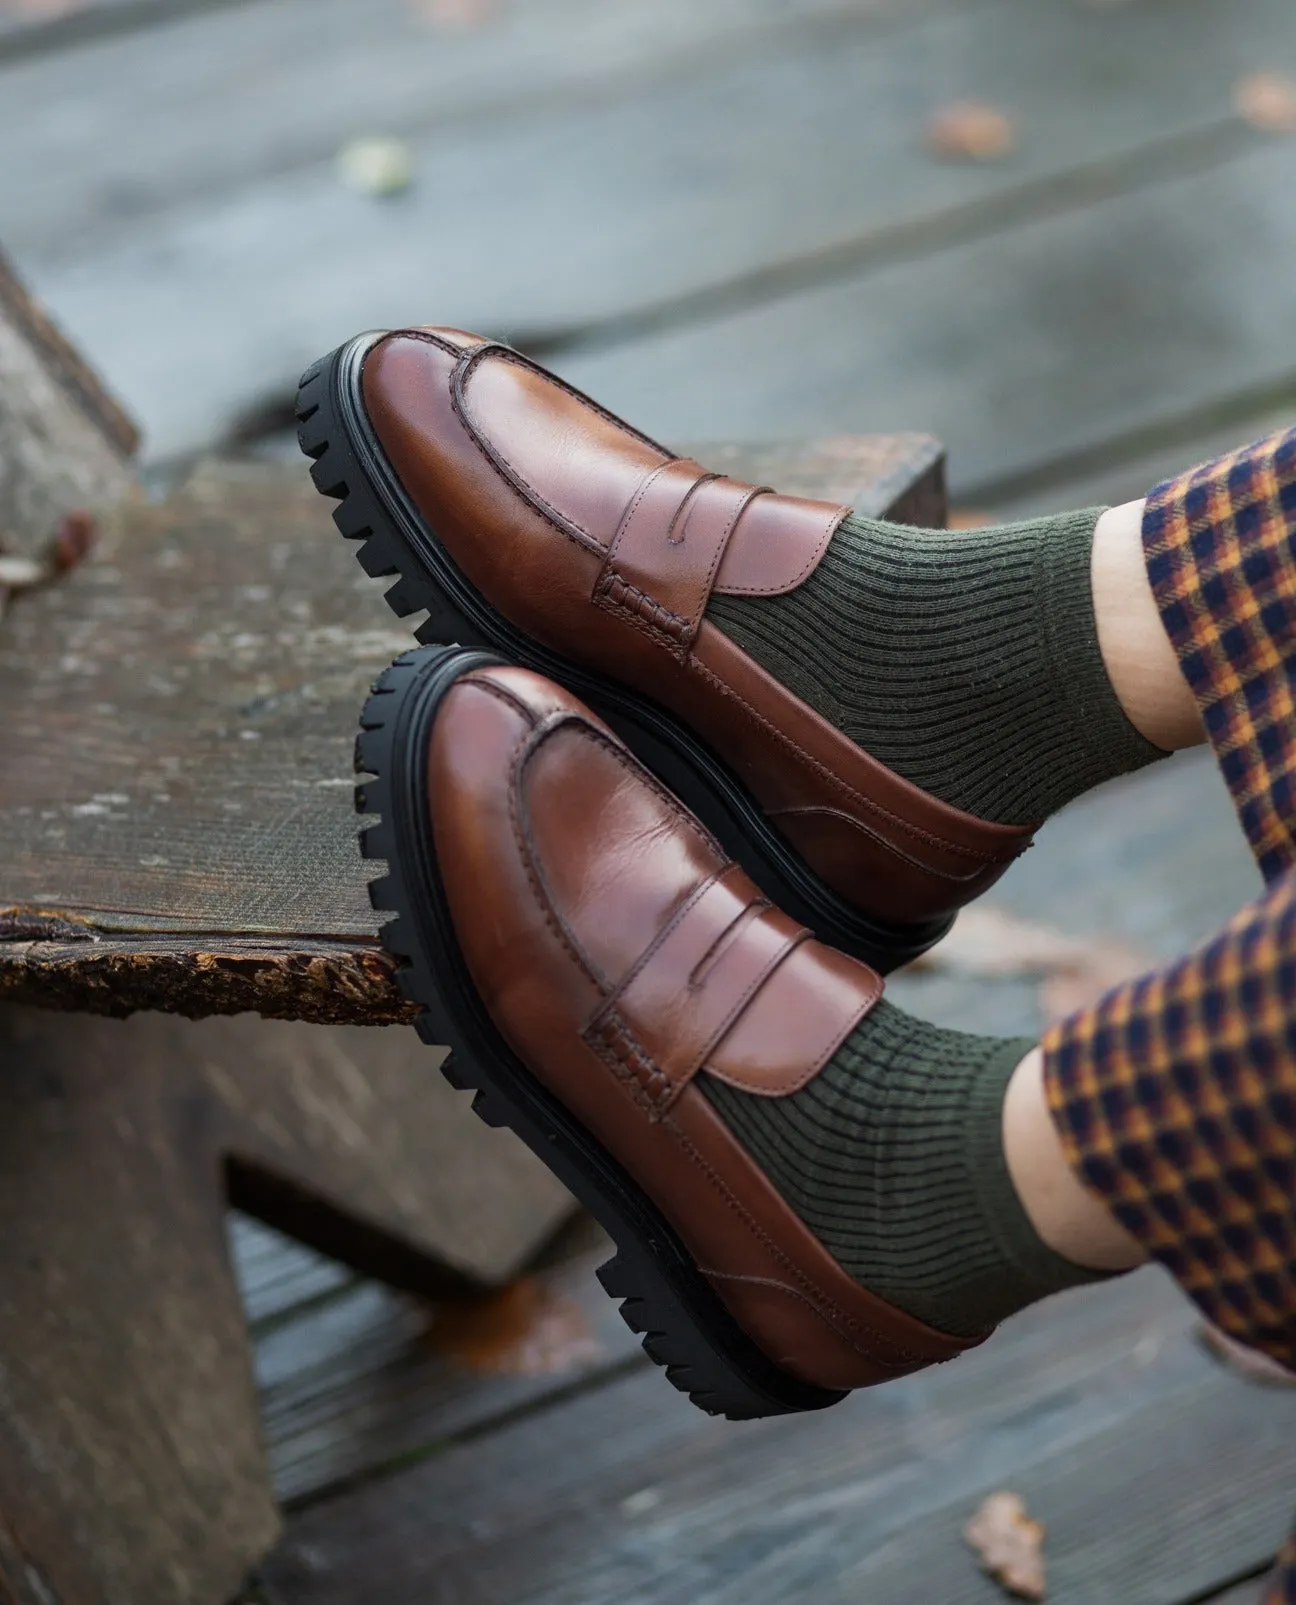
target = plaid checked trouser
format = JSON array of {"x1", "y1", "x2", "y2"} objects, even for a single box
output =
[{"x1": 1043, "y1": 428, "x2": 1296, "y2": 1604}]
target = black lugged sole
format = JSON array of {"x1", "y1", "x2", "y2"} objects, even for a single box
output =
[
  {"x1": 297, "y1": 335, "x2": 951, "y2": 975},
  {"x1": 354, "y1": 644, "x2": 847, "y2": 1421}
]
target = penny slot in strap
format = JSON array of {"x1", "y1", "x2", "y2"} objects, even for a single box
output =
[
  {"x1": 584, "y1": 871, "x2": 811, "y2": 1111},
  {"x1": 595, "y1": 462, "x2": 772, "y2": 653}
]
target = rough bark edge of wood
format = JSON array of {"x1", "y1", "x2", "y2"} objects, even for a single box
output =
[
  {"x1": 0, "y1": 935, "x2": 418, "y2": 1025},
  {"x1": 0, "y1": 245, "x2": 140, "y2": 459}
]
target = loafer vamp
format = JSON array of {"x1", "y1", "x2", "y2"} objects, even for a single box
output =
[
  {"x1": 425, "y1": 664, "x2": 983, "y2": 1393},
  {"x1": 358, "y1": 330, "x2": 1033, "y2": 933}
]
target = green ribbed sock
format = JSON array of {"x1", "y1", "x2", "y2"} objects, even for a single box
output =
[
  {"x1": 701, "y1": 1001, "x2": 1109, "y2": 1338},
  {"x1": 707, "y1": 508, "x2": 1165, "y2": 824}
]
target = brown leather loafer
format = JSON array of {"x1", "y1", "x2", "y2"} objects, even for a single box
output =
[
  {"x1": 356, "y1": 644, "x2": 984, "y2": 1419},
  {"x1": 303, "y1": 328, "x2": 1034, "y2": 971}
]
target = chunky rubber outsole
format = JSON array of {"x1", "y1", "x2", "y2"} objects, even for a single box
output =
[
  {"x1": 355, "y1": 643, "x2": 847, "y2": 1420},
  {"x1": 298, "y1": 333, "x2": 951, "y2": 975}
]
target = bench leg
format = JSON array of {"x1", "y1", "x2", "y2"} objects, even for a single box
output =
[
  {"x1": 0, "y1": 1007, "x2": 278, "y2": 1605},
  {"x1": 0, "y1": 1001, "x2": 574, "y2": 1605}
]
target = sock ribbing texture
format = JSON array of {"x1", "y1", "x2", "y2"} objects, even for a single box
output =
[
  {"x1": 707, "y1": 508, "x2": 1165, "y2": 825},
  {"x1": 700, "y1": 1000, "x2": 1108, "y2": 1339}
]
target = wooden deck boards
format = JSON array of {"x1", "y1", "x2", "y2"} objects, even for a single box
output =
[
  {"x1": 5, "y1": 0, "x2": 1296, "y2": 463},
  {"x1": 229, "y1": 728, "x2": 1284, "y2": 1602},
  {"x1": 251, "y1": 1255, "x2": 1294, "y2": 1605},
  {"x1": 7, "y1": 0, "x2": 1296, "y2": 1596},
  {"x1": 0, "y1": 437, "x2": 936, "y2": 1021}
]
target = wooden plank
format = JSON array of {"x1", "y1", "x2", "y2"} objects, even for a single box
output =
[
  {"x1": 232, "y1": 1215, "x2": 356, "y2": 1331},
  {"x1": 10, "y1": 0, "x2": 1295, "y2": 459},
  {"x1": 822, "y1": 1382, "x2": 1294, "y2": 1605},
  {"x1": 0, "y1": 0, "x2": 254, "y2": 62},
  {"x1": 0, "y1": 437, "x2": 939, "y2": 1021},
  {"x1": 254, "y1": 1244, "x2": 644, "y2": 1506},
  {"x1": 1200, "y1": 1582, "x2": 1268, "y2": 1605},
  {"x1": 0, "y1": 996, "x2": 574, "y2": 1600},
  {"x1": 0, "y1": 244, "x2": 135, "y2": 558},
  {"x1": 0, "y1": 1004, "x2": 280, "y2": 1605},
  {"x1": 553, "y1": 137, "x2": 1296, "y2": 496},
  {"x1": 263, "y1": 1268, "x2": 1294, "y2": 1603},
  {"x1": 0, "y1": 0, "x2": 922, "y2": 261},
  {"x1": 981, "y1": 401, "x2": 1296, "y2": 524}
]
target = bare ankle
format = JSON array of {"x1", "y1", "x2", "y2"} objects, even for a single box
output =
[
  {"x1": 1092, "y1": 499, "x2": 1204, "y2": 753},
  {"x1": 1003, "y1": 1048, "x2": 1147, "y2": 1273}
]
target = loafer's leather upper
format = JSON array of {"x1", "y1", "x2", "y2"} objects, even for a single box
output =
[
  {"x1": 427, "y1": 662, "x2": 983, "y2": 1390},
  {"x1": 365, "y1": 327, "x2": 1033, "y2": 926}
]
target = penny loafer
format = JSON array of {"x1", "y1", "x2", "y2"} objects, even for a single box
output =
[
  {"x1": 302, "y1": 327, "x2": 1034, "y2": 972},
  {"x1": 355, "y1": 644, "x2": 984, "y2": 1419}
]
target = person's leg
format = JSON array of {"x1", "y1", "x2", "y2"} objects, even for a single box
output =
[
  {"x1": 360, "y1": 433, "x2": 1296, "y2": 1433},
  {"x1": 1137, "y1": 427, "x2": 1296, "y2": 879},
  {"x1": 708, "y1": 499, "x2": 1183, "y2": 828},
  {"x1": 1042, "y1": 871, "x2": 1296, "y2": 1601},
  {"x1": 1090, "y1": 497, "x2": 1204, "y2": 754},
  {"x1": 1045, "y1": 434, "x2": 1296, "y2": 1604},
  {"x1": 705, "y1": 431, "x2": 1296, "y2": 1346},
  {"x1": 1040, "y1": 869, "x2": 1296, "y2": 1369}
]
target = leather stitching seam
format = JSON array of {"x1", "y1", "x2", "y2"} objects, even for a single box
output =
[
  {"x1": 681, "y1": 482, "x2": 768, "y2": 641},
  {"x1": 699, "y1": 1271, "x2": 935, "y2": 1375},
  {"x1": 660, "y1": 1112, "x2": 930, "y2": 1363},
  {"x1": 559, "y1": 720, "x2": 724, "y2": 859},
  {"x1": 707, "y1": 978, "x2": 878, "y2": 1097},
  {"x1": 586, "y1": 1012, "x2": 673, "y2": 1116},
  {"x1": 687, "y1": 655, "x2": 1017, "y2": 872},
  {"x1": 597, "y1": 571, "x2": 689, "y2": 643},
  {"x1": 687, "y1": 926, "x2": 810, "y2": 1074},
  {"x1": 714, "y1": 505, "x2": 850, "y2": 597},
  {"x1": 465, "y1": 685, "x2": 606, "y2": 987},
  {"x1": 603, "y1": 867, "x2": 733, "y2": 1005},
  {"x1": 439, "y1": 337, "x2": 669, "y2": 560}
]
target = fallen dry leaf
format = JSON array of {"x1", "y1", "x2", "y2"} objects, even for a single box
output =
[
  {"x1": 50, "y1": 509, "x2": 97, "y2": 574},
  {"x1": 925, "y1": 102, "x2": 1016, "y2": 163},
  {"x1": 1234, "y1": 72, "x2": 1296, "y2": 135},
  {"x1": 965, "y1": 1491, "x2": 1047, "y2": 1601},
  {"x1": 409, "y1": 0, "x2": 496, "y2": 28},
  {"x1": 1199, "y1": 1323, "x2": 1296, "y2": 1388},
  {"x1": 336, "y1": 136, "x2": 415, "y2": 198},
  {"x1": 0, "y1": 510, "x2": 98, "y2": 624},
  {"x1": 948, "y1": 508, "x2": 997, "y2": 530},
  {"x1": 428, "y1": 1275, "x2": 602, "y2": 1377}
]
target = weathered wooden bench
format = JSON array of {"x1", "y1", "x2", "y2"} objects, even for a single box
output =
[{"x1": 0, "y1": 249, "x2": 945, "y2": 1605}]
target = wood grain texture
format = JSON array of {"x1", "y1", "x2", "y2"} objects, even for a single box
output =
[
  {"x1": 254, "y1": 1244, "x2": 640, "y2": 1506},
  {"x1": 0, "y1": 1004, "x2": 279, "y2": 1605},
  {"x1": 1200, "y1": 1581, "x2": 1268, "y2": 1605},
  {"x1": 0, "y1": 0, "x2": 926, "y2": 262},
  {"x1": 11, "y1": 0, "x2": 1296, "y2": 459},
  {"x1": 554, "y1": 137, "x2": 1296, "y2": 496},
  {"x1": 0, "y1": 996, "x2": 575, "y2": 1605},
  {"x1": 0, "y1": 438, "x2": 941, "y2": 1021},
  {"x1": 0, "y1": 245, "x2": 135, "y2": 556},
  {"x1": 262, "y1": 1268, "x2": 1296, "y2": 1604},
  {"x1": 232, "y1": 1214, "x2": 354, "y2": 1330}
]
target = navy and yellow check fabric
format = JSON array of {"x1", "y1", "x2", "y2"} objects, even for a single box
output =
[{"x1": 1042, "y1": 429, "x2": 1296, "y2": 1601}]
